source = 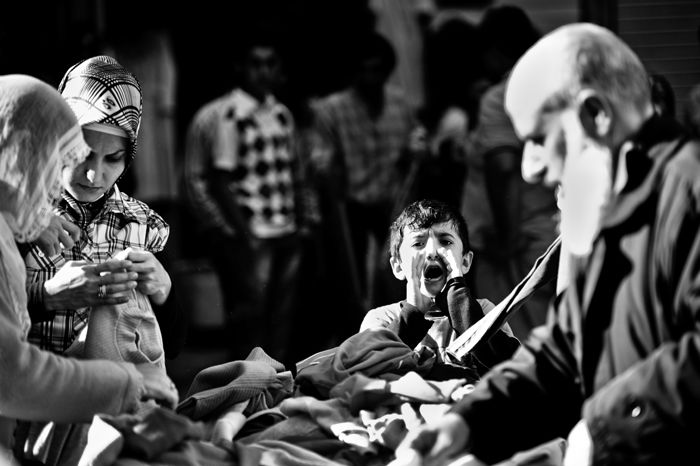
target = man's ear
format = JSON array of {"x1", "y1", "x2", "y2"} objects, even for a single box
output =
[
  {"x1": 461, "y1": 250, "x2": 474, "y2": 275},
  {"x1": 390, "y1": 256, "x2": 406, "y2": 280},
  {"x1": 576, "y1": 89, "x2": 613, "y2": 140}
]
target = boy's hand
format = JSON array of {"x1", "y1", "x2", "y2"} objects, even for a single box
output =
[
  {"x1": 438, "y1": 247, "x2": 462, "y2": 279},
  {"x1": 116, "y1": 248, "x2": 172, "y2": 305},
  {"x1": 406, "y1": 250, "x2": 426, "y2": 307}
]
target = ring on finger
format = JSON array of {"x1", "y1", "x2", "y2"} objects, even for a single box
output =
[{"x1": 97, "y1": 284, "x2": 107, "y2": 299}]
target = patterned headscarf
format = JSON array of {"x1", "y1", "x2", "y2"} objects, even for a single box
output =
[
  {"x1": 57, "y1": 55, "x2": 142, "y2": 176},
  {"x1": 0, "y1": 75, "x2": 90, "y2": 242}
]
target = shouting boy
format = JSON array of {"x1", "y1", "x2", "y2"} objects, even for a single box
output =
[{"x1": 360, "y1": 199, "x2": 519, "y2": 374}]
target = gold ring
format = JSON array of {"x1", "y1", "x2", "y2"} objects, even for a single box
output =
[{"x1": 97, "y1": 284, "x2": 107, "y2": 299}]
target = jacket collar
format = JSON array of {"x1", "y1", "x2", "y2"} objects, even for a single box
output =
[{"x1": 599, "y1": 115, "x2": 688, "y2": 230}]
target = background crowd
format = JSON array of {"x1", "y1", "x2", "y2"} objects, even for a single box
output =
[{"x1": 2, "y1": 0, "x2": 700, "y2": 386}]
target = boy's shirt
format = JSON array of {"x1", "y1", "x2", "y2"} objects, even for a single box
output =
[
  {"x1": 361, "y1": 276, "x2": 518, "y2": 369},
  {"x1": 23, "y1": 185, "x2": 169, "y2": 353}
]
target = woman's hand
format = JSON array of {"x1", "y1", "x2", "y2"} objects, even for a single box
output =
[
  {"x1": 43, "y1": 259, "x2": 137, "y2": 310},
  {"x1": 116, "y1": 248, "x2": 172, "y2": 305},
  {"x1": 134, "y1": 363, "x2": 179, "y2": 409},
  {"x1": 34, "y1": 215, "x2": 81, "y2": 257}
]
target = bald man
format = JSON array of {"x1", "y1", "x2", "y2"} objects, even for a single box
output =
[{"x1": 394, "y1": 23, "x2": 700, "y2": 466}]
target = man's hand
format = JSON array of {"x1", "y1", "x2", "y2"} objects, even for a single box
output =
[
  {"x1": 134, "y1": 363, "x2": 179, "y2": 409},
  {"x1": 563, "y1": 419, "x2": 592, "y2": 466},
  {"x1": 394, "y1": 412, "x2": 471, "y2": 466},
  {"x1": 44, "y1": 260, "x2": 137, "y2": 310},
  {"x1": 116, "y1": 248, "x2": 172, "y2": 305},
  {"x1": 34, "y1": 215, "x2": 81, "y2": 257}
]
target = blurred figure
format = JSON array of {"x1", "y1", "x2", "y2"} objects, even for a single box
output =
[
  {"x1": 312, "y1": 31, "x2": 426, "y2": 322},
  {"x1": 0, "y1": 74, "x2": 177, "y2": 465},
  {"x1": 649, "y1": 73, "x2": 676, "y2": 119},
  {"x1": 460, "y1": 5, "x2": 558, "y2": 340},
  {"x1": 682, "y1": 26, "x2": 700, "y2": 138},
  {"x1": 105, "y1": 29, "x2": 179, "y2": 203},
  {"x1": 185, "y1": 30, "x2": 309, "y2": 365}
]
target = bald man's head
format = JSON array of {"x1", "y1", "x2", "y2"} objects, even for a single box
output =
[
  {"x1": 505, "y1": 23, "x2": 651, "y2": 143},
  {"x1": 504, "y1": 23, "x2": 654, "y2": 256}
]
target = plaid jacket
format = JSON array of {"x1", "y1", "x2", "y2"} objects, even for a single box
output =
[
  {"x1": 312, "y1": 86, "x2": 418, "y2": 204},
  {"x1": 24, "y1": 185, "x2": 169, "y2": 353}
]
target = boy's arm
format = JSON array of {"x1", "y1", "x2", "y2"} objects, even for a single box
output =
[
  {"x1": 440, "y1": 277, "x2": 520, "y2": 372},
  {"x1": 184, "y1": 108, "x2": 237, "y2": 236},
  {"x1": 396, "y1": 302, "x2": 433, "y2": 349}
]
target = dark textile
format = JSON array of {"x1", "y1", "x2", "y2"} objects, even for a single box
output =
[
  {"x1": 294, "y1": 328, "x2": 435, "y2": 399},
  {"x1": 450, "y1": 116, "x2": 700, "y2": 465}
]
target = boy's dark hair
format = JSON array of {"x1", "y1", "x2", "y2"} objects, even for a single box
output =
[{"x1": 389, "y1": 199, "x2": 470, "y2": 259}]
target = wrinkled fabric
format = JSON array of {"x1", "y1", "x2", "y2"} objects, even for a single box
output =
[
  {"x1": 0, "y1": 74, "x2": 89, "y2": 242},
  {"x1": 177, "y1": 347, "x2": 293, "y2": 421},
  {"x1": 294, "y1": 328, "x2": 435, "y2": 399}
]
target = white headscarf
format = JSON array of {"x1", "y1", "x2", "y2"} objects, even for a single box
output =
[{"x1": 0, "y1": 75, "x2": 90, "y2": 242}]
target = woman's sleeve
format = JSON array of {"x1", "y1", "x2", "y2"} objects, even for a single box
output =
[{"x1": 0, "y1": 292, "x2": 143, "y2": 423}]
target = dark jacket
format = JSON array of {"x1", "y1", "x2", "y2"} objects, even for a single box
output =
[{"x1": 451, "y1": 116, "x2": 700, "y2": 465}]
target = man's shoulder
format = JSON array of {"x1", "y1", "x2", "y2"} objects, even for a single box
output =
[
  {"x1": 191, "y1": 90, "x2": 239, "y2": 123},
  {"x1": 667, "y1": 138, "x2": 700, "y2": 173}
]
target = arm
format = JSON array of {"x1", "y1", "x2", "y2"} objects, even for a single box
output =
[
  {"x1": 184, "y1": 107, "x2": 238, "y2": 237},
  {"x1": 0, "y1": 284, "x2": 177, "y2": 421},
  {"x1": 439, "y1": 277, "x2": 520, "y2": 372},
  {"x1": 310, "y1": 102, "x2": 346, "y2": 199}
]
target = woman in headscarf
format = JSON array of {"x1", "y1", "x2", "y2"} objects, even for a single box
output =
[
  {"x1": 22, "y1": 56, "x2": 177, "y2": 366},
  {"x1": 0, "y1": 74, "x2": 178, "y2": 464}
]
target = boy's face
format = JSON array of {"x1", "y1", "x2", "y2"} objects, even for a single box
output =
[{"x1": 390, "y1": 221, "x2": 473, "y2": 298}]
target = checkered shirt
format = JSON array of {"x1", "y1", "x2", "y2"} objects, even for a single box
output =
[
  {"x1": 185, "y1": 88, "x2": 298, "y2": 238},
  {"x1": 24, "y1": 185, "x2": 169, "y2": 353}
]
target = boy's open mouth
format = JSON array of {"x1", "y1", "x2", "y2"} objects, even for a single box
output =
[{"x1": 423, "y1": 263, "x2": 445, "y2": 281}]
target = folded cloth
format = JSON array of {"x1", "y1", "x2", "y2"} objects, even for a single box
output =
[
  {"x1": 177, "y1": 347, "x2": 294, "y2": 420},
  {"x1": 79, "y1": 406, "x2": 206, "y2": 464},
  {"x1": 295, "y1": 328, "x2": 436, "y2": 399}
]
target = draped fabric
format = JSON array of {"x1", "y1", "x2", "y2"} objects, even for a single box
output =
[{"x1": 0, "y1": 74, "x2": 89, "y2": 243}]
